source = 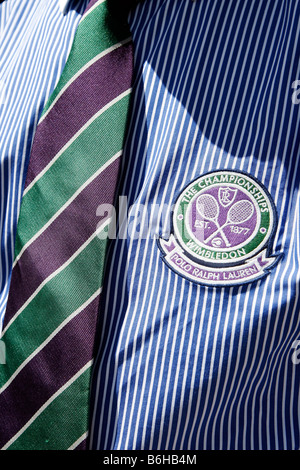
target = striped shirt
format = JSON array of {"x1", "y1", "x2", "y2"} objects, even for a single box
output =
[
  {"x1": 0, "y1": 0, "x2": 88, "y2": 329},
  {"x1": 89, "y1": 0, "x2": 300, "y2": 450}
]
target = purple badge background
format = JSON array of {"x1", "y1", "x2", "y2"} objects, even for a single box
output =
[{"x1": 188, "y1": 185, "x2": 258, "y2": 249}]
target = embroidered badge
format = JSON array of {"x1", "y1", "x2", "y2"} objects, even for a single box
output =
[{"x1": 159, "y1": 170, "x2": 283, "y2": 286}]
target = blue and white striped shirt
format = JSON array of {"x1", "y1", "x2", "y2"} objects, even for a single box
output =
[
  {"x1": 89, "y1": 0, "x2": 300, "y2": 450},
  {"x1": 0, "y1": 0, "x2": 88, "y2": 329}
]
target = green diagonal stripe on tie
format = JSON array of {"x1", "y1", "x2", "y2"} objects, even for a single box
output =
[
  {"x1": 4, "y1": 364, "x2": 92, "y2": 450},
  {"x1": 14, "y1": 93, "x2": 130, "y2": 259},
  {"x1": 42, "y1": 0, "x2": 131, "y2": 116},
  {"x1": 1, "y1": 227, "x2": 109, "y2": 379}
]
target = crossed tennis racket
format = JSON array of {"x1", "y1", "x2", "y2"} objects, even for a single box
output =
[{"x1": 196, "y1": 193, "x2": 254, "y2": 247}]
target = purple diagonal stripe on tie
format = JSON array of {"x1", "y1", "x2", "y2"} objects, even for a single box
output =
[
  {"x1": 84, "y1": 0, "x2": 99, "y2": 12},
  {"x1": 74, "y1": 438, "x2": 88, "y2": 450},
  {"x1": 25, "y1": 43, "x2": 133, "y2": 189},
  {"x1": 3, "y1": 157, "x2": 120, "y2": 328},
  {"x1": 0, "y1": 295, "x2": 99, "y2": 449}
]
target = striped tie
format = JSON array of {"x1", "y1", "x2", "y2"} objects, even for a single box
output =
[{"x1": 0, "y1": 0, "x2": 135, "y2": 450}]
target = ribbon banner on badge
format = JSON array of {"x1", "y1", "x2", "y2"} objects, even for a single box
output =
[{"x1": 158, "y1": 170, "x2": 283, "y2": 287}]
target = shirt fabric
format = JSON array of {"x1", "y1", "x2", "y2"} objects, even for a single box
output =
[
  {"x1": 0, "y1": 0, "x2": 88, "y2": 330},
  {"x1": 89, "y1": 0, "x2": 300, "y2": 450},
  {"x1": 0, "y1": 0, "x2": 299, "y2": 451}
]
